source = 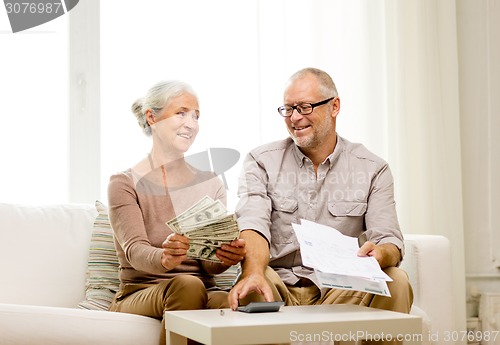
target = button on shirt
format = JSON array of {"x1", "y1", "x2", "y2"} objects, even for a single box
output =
[{"x1": 235, "y1": 135, "x2": 404, "y2": 287}]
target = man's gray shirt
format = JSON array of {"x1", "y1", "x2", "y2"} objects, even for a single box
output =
[{"x1": 235, "y1": 135, "x2": 404, "y2": 287}]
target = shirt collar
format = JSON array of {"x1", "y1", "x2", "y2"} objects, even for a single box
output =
[
  {"x1": 327, "y1": 134, "x2": 343, "y2": 168},
  {"x1": 291, "y1": 134, "x2": 344, "y2": 169}
]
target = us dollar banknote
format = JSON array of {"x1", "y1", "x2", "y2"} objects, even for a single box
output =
[{"x1": 166, "y1": 196, "x2": 239, "y2": 262}]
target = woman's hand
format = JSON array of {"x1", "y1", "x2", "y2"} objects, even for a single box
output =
[
  {"x1": 161, "y1": 233, "x2": 190, "y2": 271},
  {"x1": 216, "y1": 238, "x2": 246, "y2": 267}
]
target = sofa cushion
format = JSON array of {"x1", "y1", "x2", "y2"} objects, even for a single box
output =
[
  {"x1": 0, "y1": 203, "x2": 97, "y2": 307},
  {"x1": 214, "y1": 264, "x2": 240, "y2": 290},
  {"x1": 401, "y1": 234, "x2": 454, "y2": 344},
  {"x1": 78, "y1": 201, "x2": 120, "y2": 311},
  {"x1": 0, "y1": 303, "x2": 160, "y2": 345}
]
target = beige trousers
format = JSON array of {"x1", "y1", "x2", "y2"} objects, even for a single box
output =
[{"x1": 109, "y1": 275, "x2": 228, "y2": 345}]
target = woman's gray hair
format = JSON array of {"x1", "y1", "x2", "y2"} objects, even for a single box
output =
[{"x1": 132, "y1": 80, "x2": 198, "y2": 136}]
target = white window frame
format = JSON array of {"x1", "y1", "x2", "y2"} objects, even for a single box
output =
[{"x1": 68, "y1": 0, "x2": 100, "y2": 203}]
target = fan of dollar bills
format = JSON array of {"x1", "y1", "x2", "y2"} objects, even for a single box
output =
[{"x1": 165, "y1": 196, "x2": 240, "y2": 263}]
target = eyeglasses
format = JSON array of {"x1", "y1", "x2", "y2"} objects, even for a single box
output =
[{"x1": 277, "y1": 97, "x2": 335, "y2": 117}]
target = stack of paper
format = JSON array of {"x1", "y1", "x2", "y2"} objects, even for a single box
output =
[
  {"x1": 166, "y1": 196, "x2": 239, "y2": 263},
  {"x1": 292, "y1": 220, "x2": 392, "y2": 297}
]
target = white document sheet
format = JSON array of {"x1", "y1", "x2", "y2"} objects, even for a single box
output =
[{"x1": 292, "y1": 220, "x2": 392, "y2": 297}]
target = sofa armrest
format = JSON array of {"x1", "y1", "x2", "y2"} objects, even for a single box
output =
[{"x1": 401, "y1": 234, "x2": 453, "y2": 345}]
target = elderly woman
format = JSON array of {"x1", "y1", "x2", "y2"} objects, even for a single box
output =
[{"x1": 108, "y1": 80, "x2": 245, "y2": 344}]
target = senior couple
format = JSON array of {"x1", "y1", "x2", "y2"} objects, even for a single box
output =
[{"x1": 107, "y1": 67, "x2": 413, "y2": 345}]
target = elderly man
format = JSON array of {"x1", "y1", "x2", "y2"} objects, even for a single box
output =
[{"x1": 229, "y1": 68, "x2": 412, "y2": 321}]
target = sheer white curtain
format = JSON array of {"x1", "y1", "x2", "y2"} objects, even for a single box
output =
[
  {"x1": 384, "y1": 0, "x2": 466, "y2": 336},
  {"x1": 257, "y1": 1, "x2": 390, "y2": 156}
]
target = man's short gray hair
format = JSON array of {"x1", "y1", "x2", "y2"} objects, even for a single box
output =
[{"x1": 288, "y1": 67, "x2": 338, "y2": 99}]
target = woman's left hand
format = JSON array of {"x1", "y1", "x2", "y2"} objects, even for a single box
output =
[{"x1": 216, "y1": 238, "x2": 246, "y2": 266}]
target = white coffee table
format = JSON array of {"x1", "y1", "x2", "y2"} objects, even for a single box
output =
[{"x1": 164, "y1": 304, "x2": 422, "y2": 345}]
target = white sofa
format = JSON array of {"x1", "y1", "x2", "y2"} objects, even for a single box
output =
[{"x1": 0, "y1": 202, "x2": 453, "y2": 345}]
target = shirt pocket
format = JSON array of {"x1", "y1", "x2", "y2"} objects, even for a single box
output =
[
  {"x1": 327, "y1": 201, "x2": 367, "y2": 234},
  {"x1": 270, "y1": 195, "x2": 298, "y2": 244}
]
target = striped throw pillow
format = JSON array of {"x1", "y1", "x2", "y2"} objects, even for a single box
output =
[{"x1": 78, "y1": 201, "x2": 120, "y2": 310}]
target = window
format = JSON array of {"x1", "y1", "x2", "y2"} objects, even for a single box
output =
[{"x1": 0, "y1": 10, "x2": 68, "y2": 204}]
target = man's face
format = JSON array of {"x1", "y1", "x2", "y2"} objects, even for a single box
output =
[{"x1": 283, "y1": 74, "x2": 336, "y2": 150}]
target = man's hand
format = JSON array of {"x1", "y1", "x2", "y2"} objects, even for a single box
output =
[
  {"x1": 216, "y1": 238, "x2": 246, "y2": 266},
  {"x1": 161, "y1": 233, "x2": 190, "y2": 271},
  {"x1": 357, "y1": 241, "x2": 401, "y2": 269},
  {"x1": 228, "y1": 272, "x2": 274, "y2": 310},
  {"x1": 227, "y1": 230, "x2": 272, "y2": 310}
]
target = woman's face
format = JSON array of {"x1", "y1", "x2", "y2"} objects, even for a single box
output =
[{"x1": 150, "y1": 92, "x2": 200, "y2": 155}]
